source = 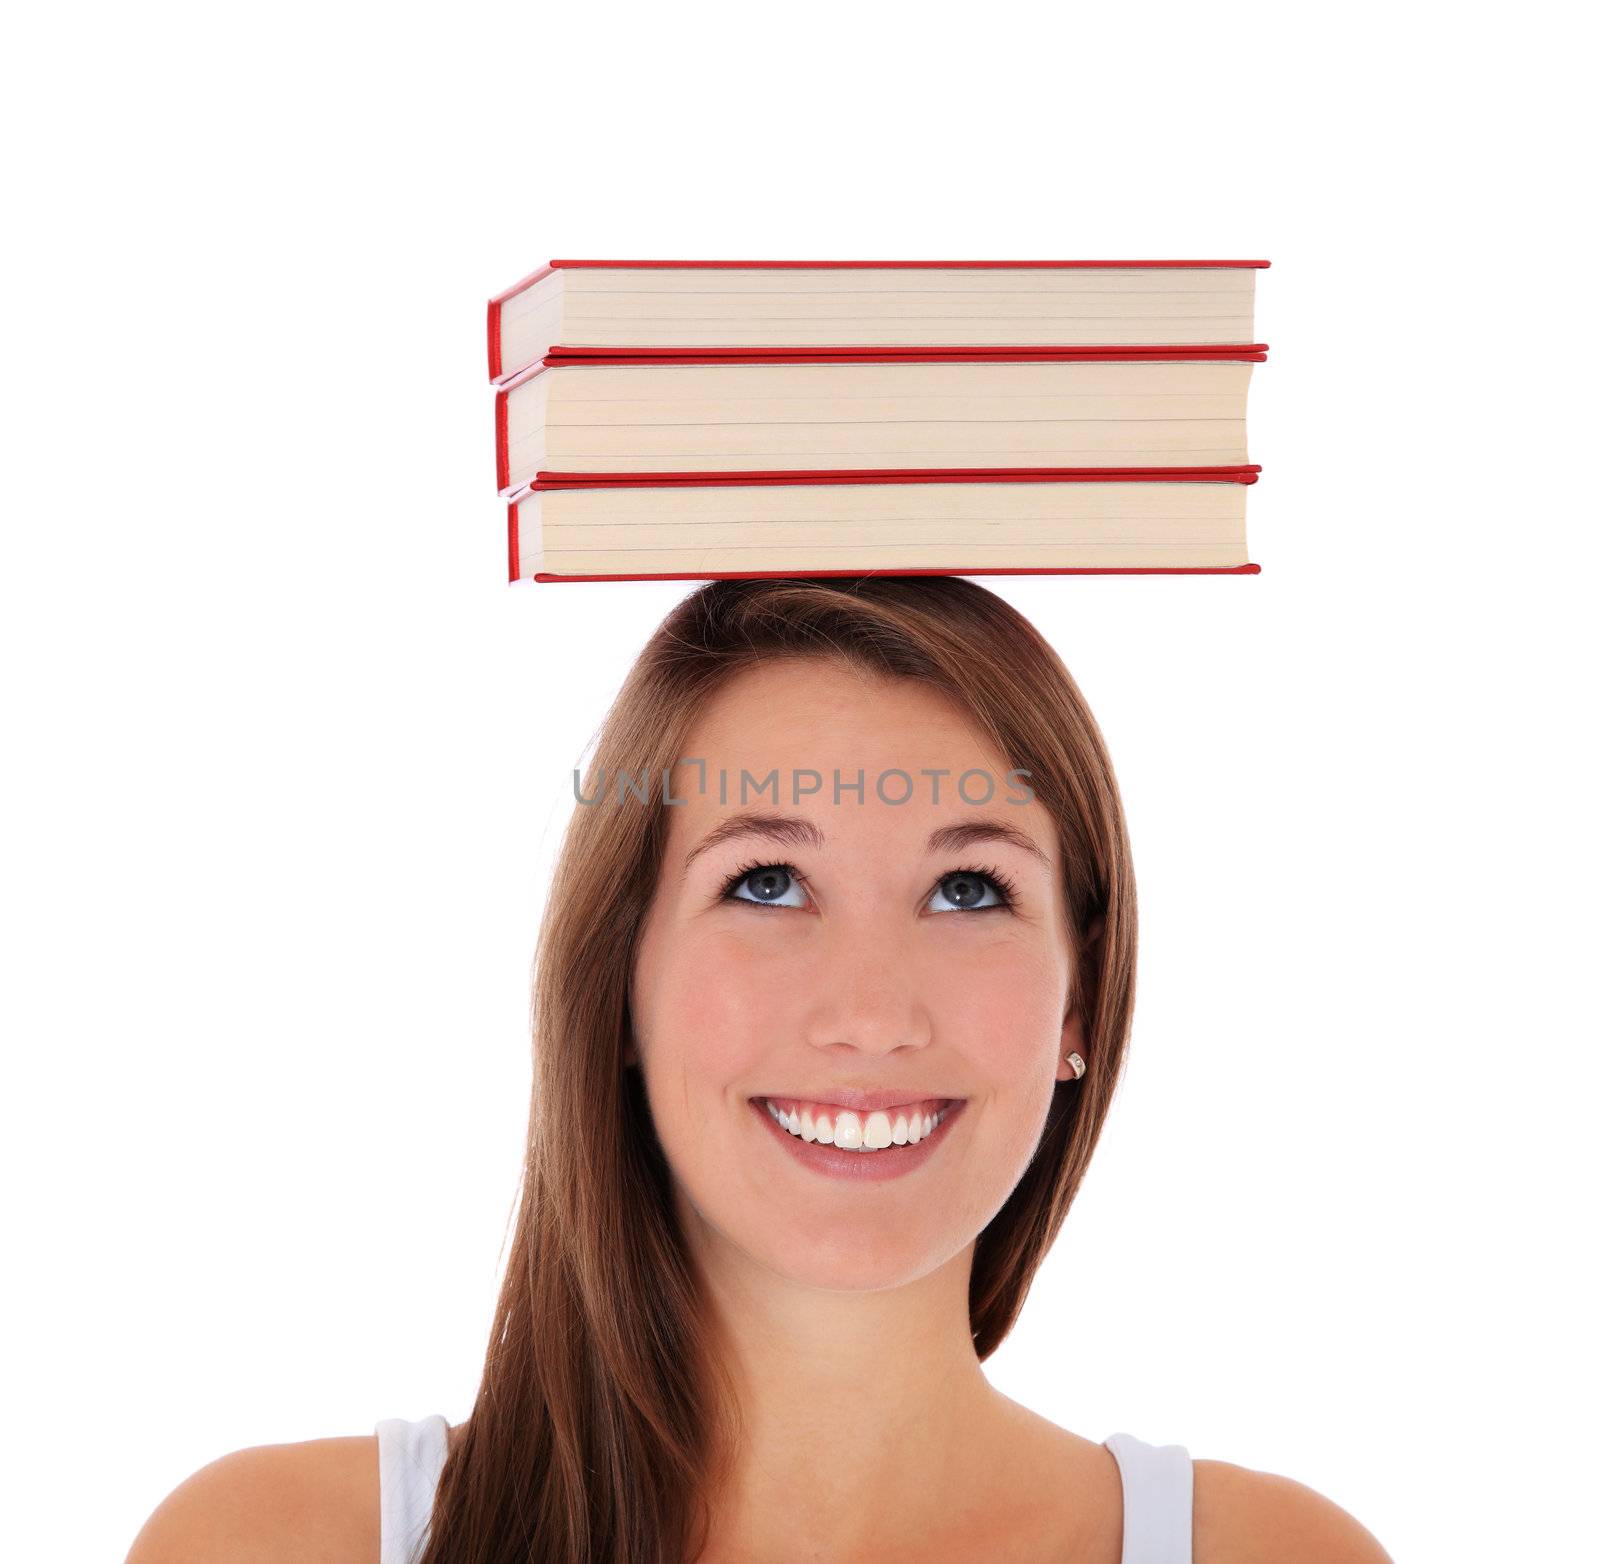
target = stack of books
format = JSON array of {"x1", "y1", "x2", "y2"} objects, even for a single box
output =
[{"x1": 484, "y1": 259, "x2": 1269, "y2": 583}]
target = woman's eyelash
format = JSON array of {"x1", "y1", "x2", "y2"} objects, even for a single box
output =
[{"x1": 716, "y1": 859, "x2": 1019, "y2": 910}]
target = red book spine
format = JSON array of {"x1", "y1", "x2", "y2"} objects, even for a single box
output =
[
  {"x1": 494, "y1": 381, "x2": 510, "y2": 493},
  {"x1": 487, "y1": 263, "x2": 557, "y2": 382}
]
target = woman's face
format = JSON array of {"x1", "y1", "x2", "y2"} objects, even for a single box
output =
[{"x1": 628, "y1": 657, "x2": 1085, "y2": 1290}]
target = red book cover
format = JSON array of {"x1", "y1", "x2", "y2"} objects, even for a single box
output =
[{"x1": 487, "y1": 258, "x2": 1272, "y2": 381}]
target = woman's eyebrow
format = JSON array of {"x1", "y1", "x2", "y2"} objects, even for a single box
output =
[
  {"x1": 928, "y1": 819, "x2": 1050, "y2": 866},
  {"x1": 683, "y1": 812, "x2": 822, "y2": 868},
  {"x1": 683, "y1": 812, "x2": 1049, "y2": 869}
]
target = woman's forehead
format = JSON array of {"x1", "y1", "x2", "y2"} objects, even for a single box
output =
[
  {"x1": 682, "y1": 659, "x2": 998, "y2": 768},
  {"x1": 656, "y1": 660, "x2": 1055, "y2": 868}
]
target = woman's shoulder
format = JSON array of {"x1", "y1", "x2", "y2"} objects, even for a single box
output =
[
  {"x1": 1018, "y1": 1404, "x2": 1391, "y2": 1564},
  {"x1": 123, "y1": 1430, "x2": 388, "y2": 1563},
  {"x1": 1190, "y1": 1455, "x2": 1394, "y2": 1564}
]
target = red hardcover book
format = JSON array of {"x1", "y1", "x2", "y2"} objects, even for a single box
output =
[
  {"x1": 487, "y1": 258, "x2": 1271, "y2": 383},
  {"x1": 492, "y1": 347, "x2": 1264, "y2": 497},
  {"x1": 507, "y1": 468, "x2": 1262, "y2": 584}
]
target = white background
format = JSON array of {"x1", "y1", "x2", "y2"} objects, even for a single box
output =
[{"x1": 4, "y1": 4, "x2": 1595, "y2": 1560}]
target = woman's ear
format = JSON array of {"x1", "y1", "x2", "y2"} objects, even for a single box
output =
[
  {"x1": 1056, "y1": 914, "x2": 1104, "y2": 1082},
  {"x1": 1056, "y1": 1004, "x2": 1088, "y2": 1083}
]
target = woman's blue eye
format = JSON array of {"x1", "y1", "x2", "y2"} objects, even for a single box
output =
[
  {"x1": 928, "y1": 869, "x2": 1009, "y2": 913},
  {"x1": 717, "y1": 861, "x2": 1016, "y2": 913},
  {"x1": 725, "y1": 863, "x2": 807, "y2": 909}
]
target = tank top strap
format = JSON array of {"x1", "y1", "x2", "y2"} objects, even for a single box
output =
[
  {"x1": 375, "y1": 1414, "x2": 451, "y2": 1564},
  {"x1": 1103, "y1": 1431, "x2": 1194, "y2": 1564}
]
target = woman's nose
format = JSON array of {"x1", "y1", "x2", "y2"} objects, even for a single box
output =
[{"x1": 800, "y1": 924, "x2": 933, "y2": 1055}]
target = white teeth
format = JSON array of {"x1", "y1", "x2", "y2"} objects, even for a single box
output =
[{"x1": 765, "y1": 1101, "x2": 948, "y2": 1151}]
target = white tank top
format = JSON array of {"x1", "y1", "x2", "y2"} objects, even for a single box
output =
[{"x1": 376, "y1": 1416, "x2": 1193, "y2": 1564}]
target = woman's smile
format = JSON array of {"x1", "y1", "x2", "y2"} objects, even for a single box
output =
[{"x1": 749, "y1": 1094, "x2": 970, "y2": 1182}]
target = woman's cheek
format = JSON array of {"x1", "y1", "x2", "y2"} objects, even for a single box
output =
[
  {"x1": 926, "y1": 942, "x2": 1062, "y2": 1077},
  {"x1": 647, "y1": 928, "x2": 776, "y2": 1128}
]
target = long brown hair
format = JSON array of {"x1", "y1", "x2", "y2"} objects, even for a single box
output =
[{"x1": 417, "y1": 576, "x2": 1139, "y2": 1563}]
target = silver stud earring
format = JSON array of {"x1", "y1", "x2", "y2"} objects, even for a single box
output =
[{"x1": 1065, "y1": 1051, "x2": 1086, "y2": 1080}]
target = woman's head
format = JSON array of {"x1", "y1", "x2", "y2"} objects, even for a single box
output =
[{"x1": 425, "y1": 577, "x2": 1137, "y2": 1563}]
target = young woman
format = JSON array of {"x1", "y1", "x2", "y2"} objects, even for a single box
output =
[{"x1": 128, "y1": 576, "x2": 1392, "y2": 1563}]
